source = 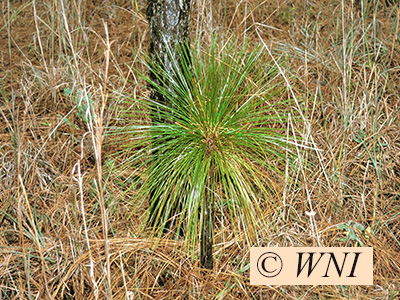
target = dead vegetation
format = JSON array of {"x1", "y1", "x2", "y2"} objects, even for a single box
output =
[{"x1": 0, "y1": 0, "x2": 399, "y2": 299}]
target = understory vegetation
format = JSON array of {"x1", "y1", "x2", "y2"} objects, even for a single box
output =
[{"x1": 0, "y1": 0, "x2": 399, "y2": 299}]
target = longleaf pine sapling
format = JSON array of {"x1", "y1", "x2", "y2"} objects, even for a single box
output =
[{"x1": 112, "y1": 37, "x2": 300, "y2": 269}]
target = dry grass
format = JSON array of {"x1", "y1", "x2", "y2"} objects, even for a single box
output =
[{"x1": 0, "y1": 0, "x2": 399, "y2": 299}]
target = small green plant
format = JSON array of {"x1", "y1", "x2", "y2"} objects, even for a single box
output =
[
  {"x1": 337, "y1": 220, "x2": 365, "y2": 246},
  {"x1": 63, "y1": 87, "x2": 95, "y2": 124},
  {"x1": 58, "y1": 113, "x2": 80, "y2": 130},
  {"x1": 111, "y1": 36, "x2": 301, "y2": 267}
]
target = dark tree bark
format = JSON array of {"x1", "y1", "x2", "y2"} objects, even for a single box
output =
[
  {"x1": 200, "y1": 168, "x2": 214, "y2": 269},
  {"x1": 147, "y1": 0, "x2": 191, "y2": 232},
  {"x1": 147, "y1": 0, "x2": 191, "y2": 105},
  {"x1": 147, "y1": 0, "x2": 213, "y2": 270}
]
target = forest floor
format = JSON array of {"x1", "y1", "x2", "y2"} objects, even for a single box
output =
[{"x1": 0, "y1": 0, "x2": 399, "y2": 299}]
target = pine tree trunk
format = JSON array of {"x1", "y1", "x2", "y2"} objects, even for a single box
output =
[
  {"x1": 200, "y1": 186, "x2": 214, "y2": 269},
  {"x1": 199, "y1": 164, "x2": 214, "y2": 269},
  {"x1": 147, "y1": 0, "x2": 191, "y2": 232},
  {"x1": 147, "y1": 0, "x2": 191, "y2": 105}
]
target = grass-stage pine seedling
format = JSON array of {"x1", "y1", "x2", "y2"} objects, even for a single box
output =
[{"x1": 111, "y1": 37, "x2": 300, "y2": 268}]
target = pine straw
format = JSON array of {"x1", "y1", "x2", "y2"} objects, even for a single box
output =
[{"x1": 1, "y1": 0, "x2": 400, "y2": 299}]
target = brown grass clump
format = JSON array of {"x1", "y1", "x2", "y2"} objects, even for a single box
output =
[{"x1": 0, "y1": 0, "x2": 399, "y2": 299}]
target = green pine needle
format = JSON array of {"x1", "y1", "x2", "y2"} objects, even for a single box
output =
[{"x1": 109, "y1": 36, "x2": 302, "y2": 254}]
